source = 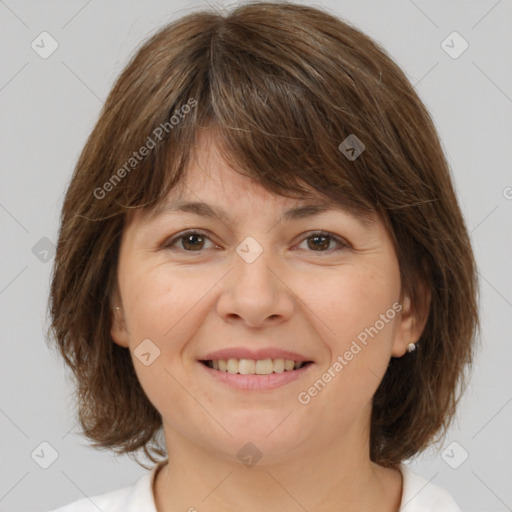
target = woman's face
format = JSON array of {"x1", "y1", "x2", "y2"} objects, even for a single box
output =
[{"x1": 111, "y1": 133, "x2": 419, "y2": 464}]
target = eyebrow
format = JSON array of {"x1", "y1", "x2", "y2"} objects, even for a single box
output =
[{"x1": 148, "y1": 199, "x2": 373, "y2": 226}]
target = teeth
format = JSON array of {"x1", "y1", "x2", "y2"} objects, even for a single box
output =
[
  {"x1": 273, "y1": 358, "x2": 285, "y2": 373},
  {"x1": 227, "y1": 358, "x2": 238, "y2": 374},
  {"x1": 206, "y1": 358, "x2": 306, "y2": 375},
  {"x1": 284, "y1": 359, "x2": 295, "y2": 371},
  {"x1": 255, "y1": 359, "x2": 273, "y2": 374},
  {"x1": 238, "y1": 359, "x2": 255, "y2": 374}
]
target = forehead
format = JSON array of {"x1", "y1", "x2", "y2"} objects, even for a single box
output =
[
  {"x1": 140, "y1": 177, "x2": 375, "y2": 234},
  {"x1": 133, "y1": 130, "x2": 376, "y2": 227}
]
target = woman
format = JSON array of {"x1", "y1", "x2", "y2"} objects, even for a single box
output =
[{"x1": 46, "y1": 2, "x2": 478, "y2": 511}]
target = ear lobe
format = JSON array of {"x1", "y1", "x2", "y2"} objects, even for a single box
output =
[
  {"x1": 391, "y1": 286, "x2": 431, "y2": 357},
  {"x1": 109, "y1": 286, "x2": 130, "y2": 348},
  {"x1": 110, "y1": 305, "x2": 130, "y2": 348}
]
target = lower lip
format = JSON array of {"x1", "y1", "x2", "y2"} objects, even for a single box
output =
[{"x1": 197, "y1": 361, "x2": 314, "y2": 391}]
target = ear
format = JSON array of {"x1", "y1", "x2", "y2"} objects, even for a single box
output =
[
  {"x1": 391, "y1": 285, "x2": 431, "y2": 357},
  {"x1": 110, "y1": 286, "x2": 130, "y2": 348}
]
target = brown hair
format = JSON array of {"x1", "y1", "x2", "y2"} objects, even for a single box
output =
[{"x1": 46, "y1": 1, "x2": 479, "y2": 469}]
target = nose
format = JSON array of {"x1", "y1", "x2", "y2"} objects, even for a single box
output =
[{"x1": 216, "y1": 244, "x2": 295, "y2": 329}]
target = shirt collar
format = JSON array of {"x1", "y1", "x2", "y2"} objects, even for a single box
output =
[{"x1": 126, "y1": 459, "x2": 167, "y2": 512}]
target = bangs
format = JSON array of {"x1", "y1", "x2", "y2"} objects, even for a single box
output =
[{"x1": 103, "y1": 11, "x2": 383, "y2": 226}]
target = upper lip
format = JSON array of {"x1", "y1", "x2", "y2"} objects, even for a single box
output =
[{"x1": 200, "y1": 347, "x2": 313, "y2": 362}]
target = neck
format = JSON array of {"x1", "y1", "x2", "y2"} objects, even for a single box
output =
[{"x1": 153, "y1": 430, "x2": 402, "y2": 512}]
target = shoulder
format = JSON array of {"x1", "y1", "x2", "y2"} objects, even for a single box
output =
[
  {"x1": 399, "y1": 463, "x2": 462, "y2": 512},
  {"x1": 45, "y1": 485, "x2": 134, "y2": 512},
  {"x1": 44, "y1": 463, "x2": 162, "y2": 512}
]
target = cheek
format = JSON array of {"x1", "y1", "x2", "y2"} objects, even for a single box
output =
[
  {"x1": 307, "y1": 263, "x2": 401, "y2": 410},
  {"x1": 120, "y1": 268, "x2": 197, "y2": 417},
  {"x1": 310, "y1": 263, "x2": 401, "y2": 344},
  {"x1": 120, "y1": 264, "x2": 214, "y2": 383},
  {"x1": 122, "y1": 266, "x2": 191, "y2": 339}
]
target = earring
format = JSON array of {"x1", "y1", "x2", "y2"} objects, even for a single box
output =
[{"x1": 406, "y1": 342, "x2": 416, "y2": 353}]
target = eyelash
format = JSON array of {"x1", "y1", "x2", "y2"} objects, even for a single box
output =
[{"x1": 163, "y1": 229, "x2": 350, "y2": 254}]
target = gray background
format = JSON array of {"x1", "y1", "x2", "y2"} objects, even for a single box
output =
[{"x1": 1, "y1": 0, "x2": 511, "y2": 511}]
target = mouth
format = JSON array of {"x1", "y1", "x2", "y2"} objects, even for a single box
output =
[
  {"x1": 199, "y1": 358, "x2": 314, "y2": 375},
  {"x1": 198, "y1": 357, "x2": 315, "y2": 391}
]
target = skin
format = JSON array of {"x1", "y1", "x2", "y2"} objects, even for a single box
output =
[{"x1": 110, "y1": 129, "x2": 429, "y2": 512}]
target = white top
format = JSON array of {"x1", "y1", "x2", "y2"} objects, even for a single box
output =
[{"x1": 46, "y1": 461, "x2": 461, "y2": 512}]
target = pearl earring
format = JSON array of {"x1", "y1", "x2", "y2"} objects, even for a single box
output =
[{"x1": 406, "y1": 342, "x2": 416, "y2": 353}]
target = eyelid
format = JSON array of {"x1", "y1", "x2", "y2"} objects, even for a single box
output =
[
  {"x1": 296, "y1": 230, "x2": 351, "y2": 251},
  {"x1": 163, "y1": 228, "x2": 216, "y2": 250},
  {"x1": 163, "y1": 228, "x2": 351, "y2": 253}
]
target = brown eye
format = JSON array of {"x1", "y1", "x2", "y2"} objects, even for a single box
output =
[
  {"x1": 307, "y1": 234, "x2": 331, "y2": 251},
  {"x1": 165, "y1": 230, "x2": 214, "y2": 252},
  {"x1": 299, "y1": 232, "x2": 348, "y2": 253},
  {"x1": 181, "y1": 233, "x2": 206, "y2": 251}
]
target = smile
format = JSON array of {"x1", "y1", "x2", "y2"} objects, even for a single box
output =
[
  {"x1": 198, "y1": 358, "x2": 314, "y2": 391},
  {"x1": 201, "y1": 358, "x2": 313, "y2": 375}
]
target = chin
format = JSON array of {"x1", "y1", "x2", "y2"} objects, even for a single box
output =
[{"x1": 204, "y1": 413, "x2": 308, "y2": 463}]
